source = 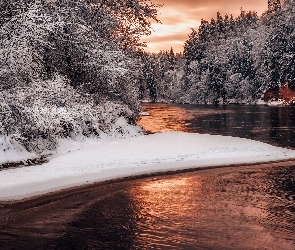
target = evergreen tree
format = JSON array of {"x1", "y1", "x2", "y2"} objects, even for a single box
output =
[
  {"x1": 264, "y1": 0, "x2": 295, "y2": 90},
  {"x1": 168, "y1": 47, "x2": 175, "y2": 70}
]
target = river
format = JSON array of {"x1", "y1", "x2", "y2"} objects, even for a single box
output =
[
  {"x1": 1, "y1": 103, "x2": 295, "y2": 249},
  {"x1": 137, "y1": 103, "x2": 295, "y2": 149}
]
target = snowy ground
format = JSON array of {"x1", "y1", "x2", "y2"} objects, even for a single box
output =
[
  {"x1": 1, "y1": 132, "x2": 295, "y2": 201},
  {"x1": 0, "y1": 136, "x2": 37, "y2": 165}
]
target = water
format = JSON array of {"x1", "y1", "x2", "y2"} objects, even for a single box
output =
[
  {"x1": 138, "y1": 103, "x2": 295, "y2": 149},
  {"x1": 1, "y1": 103, "x2": 295, "y2": 249}
]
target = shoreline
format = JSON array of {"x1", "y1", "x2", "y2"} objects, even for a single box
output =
[
  {"x1": 1, "y1": 158, "x2": 294, "y2": 206},
  {"x1": 1, "y1": 132, "x2": 295, "y2": 203}
]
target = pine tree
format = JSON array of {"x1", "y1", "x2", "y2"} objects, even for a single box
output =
[{"x1": 168, "y1": 47, "x2": 175, "y2": 70}]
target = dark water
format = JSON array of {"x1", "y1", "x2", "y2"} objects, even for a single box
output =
[
  {"x1": 1, "y1": 103, "x2": 295, "y2": 250},
  {"x1": 138, "y1": 103, "x2": 295, "y2": 149}
]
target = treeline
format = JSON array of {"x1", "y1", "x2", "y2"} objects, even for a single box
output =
[
  {"x1": 140, "y1": 0, "x2": 295, "y2": 104},
  {"x1": 0, "y1": 0, "x2": 160, "y2": 153},
  {"x1": 138, "y1": 48, "x2": 185, "y2": 102}
]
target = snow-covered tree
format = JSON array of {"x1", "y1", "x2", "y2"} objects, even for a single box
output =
[
  {"x1": 138, "y1": 50, "x2": 185, "y2": 103},
  {"x1": 0, "y1": 0, "x2": 160, "y2": 154}
]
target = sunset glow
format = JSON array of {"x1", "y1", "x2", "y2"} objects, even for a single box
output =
[{"x1": 142, "y1": 0, "x2": 267, "y2": 53}]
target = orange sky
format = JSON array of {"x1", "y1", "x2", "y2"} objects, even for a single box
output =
[{"x1": 141, "y1": 0, "x2": 267, "y2": 53}]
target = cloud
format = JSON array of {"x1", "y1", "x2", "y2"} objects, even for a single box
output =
[
  {"x1": 143, "y1": 33, "x2": 189, "y2": 43},
  {"x1": 158, "y1": 0, "x2": 266, "y2": 12},
  {"x1": 144, "y1": 41, "x2": 184, "y2": 54},
  {"x1": 141, "y1": 0, "x2": 267, "y2": 53}
]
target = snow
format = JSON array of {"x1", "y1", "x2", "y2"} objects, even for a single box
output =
[
  {"x1": 0, "y1": 136, "x2": 37, "y2": 165},
  {"x1": 139, "y1": 111, "x2": 151, "y2": 116},
  {"x1": 1, "y1": 132, "x2": 295, "y2": 201},
  {"x1": 267, "y1": 99, "x2": 285, "y2": 106}
]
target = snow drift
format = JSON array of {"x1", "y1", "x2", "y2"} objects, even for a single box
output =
[{"x1": 1, "y1": 132, "x2": 295, "y2": 201}]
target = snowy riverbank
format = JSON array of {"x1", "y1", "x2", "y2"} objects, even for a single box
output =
[{"x1": 1, "y1": 132, "x2": 295, "y2": 201}]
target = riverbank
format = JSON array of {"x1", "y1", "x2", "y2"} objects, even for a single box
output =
[
  {"x1": 1, "y1": 132, "x2": 295, "y2": 202},
  {"x1": 0, "y1": 158, "x2": 294, "y2": 206}
]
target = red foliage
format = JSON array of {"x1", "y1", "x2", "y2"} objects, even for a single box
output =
[
  {"x1": 264, "y1": 83, "x2": 295, "y2": 104},
  {"x1": 279, "y1": 83, "x2": 295, "y2": 104}
]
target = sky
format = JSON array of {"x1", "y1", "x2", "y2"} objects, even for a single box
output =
[{"x1": 141, "y1": 0, "x2": 268, "y2": 53}]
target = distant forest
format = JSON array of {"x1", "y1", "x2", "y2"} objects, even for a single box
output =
[{"x1": 140, "y1": 0, "x2": 295, "y2": 104}]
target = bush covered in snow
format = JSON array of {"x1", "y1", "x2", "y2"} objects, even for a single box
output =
[{"x1": 0, "y1": 75, "x2": 143, "y2": 153}]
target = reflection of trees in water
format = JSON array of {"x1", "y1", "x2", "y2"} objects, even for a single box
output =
[
  {"x1": 53, "y1": 191, "x2": 137, "y2": 250},
  {"x1": 269, "y1": 107, "x2": 295, "y2": 148}
]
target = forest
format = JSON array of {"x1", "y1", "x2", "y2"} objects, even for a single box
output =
[
  {"x1": 140, "y1": 0, "x2": 295, "y2": 105},
  {"x1": 1, "y1": 0, "x2": 295, "y2": 155}
]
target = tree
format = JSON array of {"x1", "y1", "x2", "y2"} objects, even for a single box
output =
[
  {"x1": 268, "y1": 0, "x2": 282, "y2": 13},
  {"x1": 261, "y1": 0, "x2": 295, "y2": 92},
  {"x1": 142, "y1": 55, "x2": 157, "y2": 102},
  {"x1": 168, "y1": 47, "x2": 175, "y2": 70}
]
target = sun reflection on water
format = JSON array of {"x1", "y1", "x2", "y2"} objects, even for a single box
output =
[
  {"x1": 128, "y1": 176, "x2": 203, "y2": 248},
  {"x1": 137, "y1": 104, "x2": 193, "y2": 133}
]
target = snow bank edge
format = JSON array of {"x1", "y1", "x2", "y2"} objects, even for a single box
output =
[{"x1": 1, "y1": 154, "x2": 295, "y2": 202}]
